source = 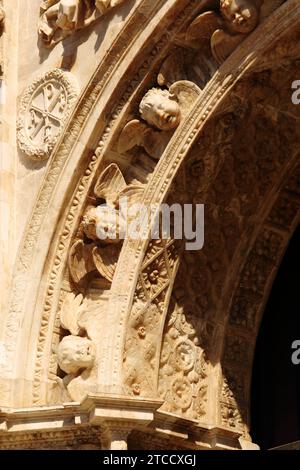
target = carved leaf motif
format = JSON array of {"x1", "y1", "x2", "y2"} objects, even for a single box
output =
[
  {"x1": 94, "y1": 163, "x2": 127, "y2": 206},
  {"x1": 60, "y1": 292, "x2": 83, "y2": 335},
  {"x1": 211, "y1": 29, "x2": 244, "y2": 64},
  {"x1": 68, "y1": 239, "x2": 96, "y2": 284},
  {"x1": 169, "y1": 81, "x2": 201, "y2": 117},
  {"x1": 185, "y1": 11, "x2": 221, "y2": 41},
  {"x1": 92, "y1": 245, "x2": 120, "y2": 283}
]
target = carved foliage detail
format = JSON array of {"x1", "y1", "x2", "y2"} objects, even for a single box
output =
[
  {"x1": 123, "y1": 239, "x2": 181, "y2": 397},
  {"x1": 158, "y1": 300, "x2": 209, "y2": 420}
]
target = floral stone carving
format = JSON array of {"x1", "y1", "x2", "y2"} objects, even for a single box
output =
[{"x1": 17, "y1": 69, "x2": 79, "y2": 161}]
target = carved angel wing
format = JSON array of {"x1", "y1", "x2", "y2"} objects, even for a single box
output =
[
  {"x1": 94, "y1": 163, "x2": 127, "y2": 207},
  {"x1": 60, "y1": 292, "x2": 83, "y2": 335},
  {"x1": 158, "y1": 50, "x2": 189, "y2": 88},
  {"x1": 169, "y1": 81, "x2": 201, "y2": 117},
  {"x1": 77, "y1": 297, "x2": 104, "y2": 334},
  {"x1": 118, "y1": 119, "x2": 150, "y2": 154},
  {"x1": 118, "y1": 184, "x2": 144, "y2": 207},
  {"x1": 186, "y1": 11, "x2": 221, "y2": 42},
  {"x1": 118, "y1": 120, "x2": 172, "y2": 160},
  {"x1": 211, "y1": 30, "x2": 244, "y2": 64},
  {"x1": 92, "y1": 245, "x2": 120, "y2": 283},
  {"x1": 68, "y1": 239, "x2": 96, "y2": 284}
]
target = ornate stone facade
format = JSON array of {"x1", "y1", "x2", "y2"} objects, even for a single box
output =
[{"x1": 0, "y1": 0, "x2": 299, "y2": 450}]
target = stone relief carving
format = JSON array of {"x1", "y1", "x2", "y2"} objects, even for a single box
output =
[
  {"x1": 17, "y1": 69, "x2": 79, "y2": 161},
  {"x1": 69, "y1": 163, "x2": 143, "y2": 285},
  {"x1": 5, "y1": 0, "x2": 292, "y2": 424},
  {"x1": 39, "y1": 0, "x2": 127, "y2": 47},
  {"x1": 50, "y1": 292, "x2": 98, "y2": 402},
  {"x1": 158, "y1": 299, "x2": 209, "y2": 420},
  {"x1": 118, "y1": 81, "x2": 201, "y2": 159},
  {"x1": 187, "y1": 0, "x2": 285, "y2": 64},
  {"x1": 122, "y1": 59, "x2": 300, "y2": 432},
  {"x1": 123, "y1": 238, "x2": 181, "y2": 397},
  {"x1": 156, "y1": 0, "x2": 285, "y2": 93},
  {"x1": 27, "y1": 3, "x2": 203, "y2": 406},
  {"x1": 118, "y1": 0, "x2": 286, "y2": 167},
  {"x1": 186, "y1": 0, "x2": 263, "y2": 64}
]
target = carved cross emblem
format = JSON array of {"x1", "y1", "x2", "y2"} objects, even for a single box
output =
[
  {"x1": 27, "y1": 81, "x2": 66, "y2": 146},
  {"x1": 17, "y1": 69, "x2": 79, "y2": 161}
]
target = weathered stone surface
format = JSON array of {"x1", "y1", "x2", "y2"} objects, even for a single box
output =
[{"x1": 0, "y1": 0, "x2": 299, "y2": 450}]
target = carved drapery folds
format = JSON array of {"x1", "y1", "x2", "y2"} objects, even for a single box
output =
[{"x1": 39, "y1": 0, "x2": 128, "y2": 47}]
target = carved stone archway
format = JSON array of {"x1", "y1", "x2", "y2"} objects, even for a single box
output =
[{"x1": 0, "y1": 0, "x2": 299, "y2": 450}]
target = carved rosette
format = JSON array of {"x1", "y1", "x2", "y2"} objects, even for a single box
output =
[{"x1": 17, "y1": 69, "x2": 79, "y2": 161}]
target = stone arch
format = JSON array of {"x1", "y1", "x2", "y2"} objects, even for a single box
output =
[
  {"x1": 117, "y1": 0, "x2": 300, "y2": 444},
  {"x1": 1, "y1": 0, "x2": 202, "y2": 406},
  {"x1": 0, "y1": 3, "x2": 298, "y2": 452}
]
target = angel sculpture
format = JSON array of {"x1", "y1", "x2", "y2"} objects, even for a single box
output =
[
  {"x1": 118, "y1": 81, "x2": 201, "y2": 159},
  {"x1": 50, "y1": 293, "x2": 98, "y2": 402},
  {"x1": 69, "y1": 163, "x2": 143, "y2": 285},
  {"x1": 39, "y1": 0, "x2": 126, "y2": 46},
  {"x1": 186, "y1": 0, "x2": 284, "y2": 64}
]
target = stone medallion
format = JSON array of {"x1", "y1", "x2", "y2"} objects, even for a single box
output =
[{"x1": 17, "y1": 69, "x2": 79, "y2": 161}]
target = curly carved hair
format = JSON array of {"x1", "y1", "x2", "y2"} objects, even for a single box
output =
[{"x1": 139, "y1": 88, "x2": 173, "y2": 120}]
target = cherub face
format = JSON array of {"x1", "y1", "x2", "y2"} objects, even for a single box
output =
[
  {"x1": 82, "y1": 205, "x2": 125, "y2": 243},
  {"x1": 140, "y1": 89, "x2": 181, "y2": 131},
  {"x1": 57, "y1": 336, "x2": 96, "y2": 375},
  {"x1": 220, "y1": 0, "x2": 260, "y2": 34}
]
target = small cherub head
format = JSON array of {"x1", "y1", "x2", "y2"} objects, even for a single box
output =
[
  {"x1": 139, "y1": 88, "x2": 181, "y2": 131},
  {"x1": 57, "y1": 335, "x2": 96, "y2": 375},
  {"x1": 220, "y1": 0, "x2": 261, "y2": 34},
  {"x1": 82, "y1": 205, "x2": 125, "y2": 243}
]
